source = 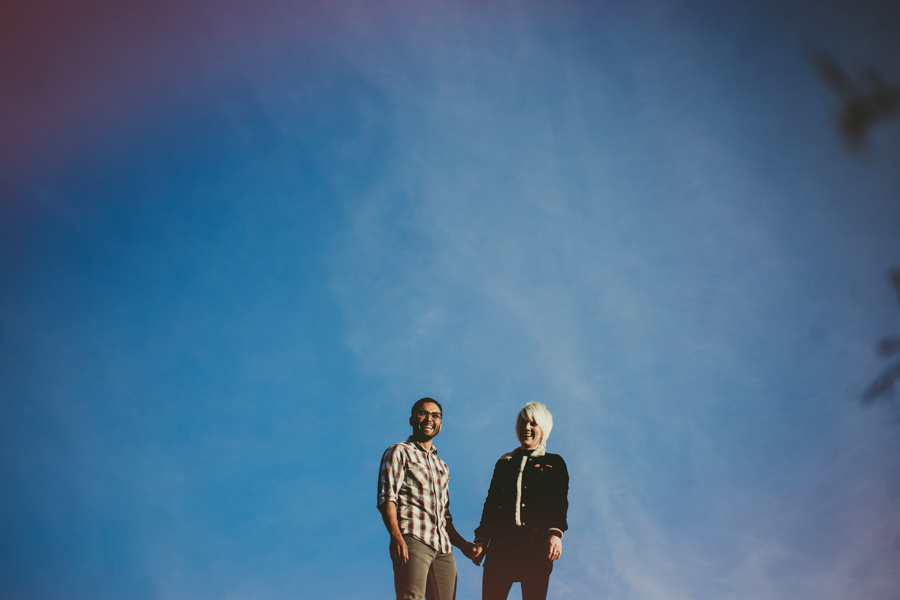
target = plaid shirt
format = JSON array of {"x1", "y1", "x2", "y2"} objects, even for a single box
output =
[{"x1": 378, "y1": 437, "x2": 453, "y2": 553}]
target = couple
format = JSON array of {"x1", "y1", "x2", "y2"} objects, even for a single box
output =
[{"x1": 377, "y1": 398, "x2": 569, "y2": 600}]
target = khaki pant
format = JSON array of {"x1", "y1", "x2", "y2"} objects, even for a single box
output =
[{"x1": 392, "y1": 535, "x2": 457, "y2": 600}]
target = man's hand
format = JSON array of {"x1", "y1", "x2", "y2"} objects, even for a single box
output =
[
  {"x1": 390, "y1": 532, "x2": 409, "y2": 564},
  {"x1": 547, "y1": 534, "x2": 562, "y2": 562},
  {"x1": 447, "y1": 521, "x2": 478, "y2": 563},
  {"x1": 471, "y1": 541, "x2": 486, "y2": 566},
  {"x1": 453, "y1": 540, "x2": 475, "y2": 560},
  {"x1": 381, "y1": 501, "x2": 409, "y2": 563}
]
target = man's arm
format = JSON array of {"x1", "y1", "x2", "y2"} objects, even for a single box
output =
[
  {"x1": 380, "y1": 501, "x2": 409, "y2": 563},
  {"x1": 446, "y1": 520, "x2": 475, "y2": 560},
  {"x1": 377, "y1": 445, "x2": 409, "y2": 563}
]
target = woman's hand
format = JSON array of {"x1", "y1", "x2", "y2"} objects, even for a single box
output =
[
  {"x1": 471, "y1": 541, "x2": 487, "y2": 566},
  {"x1": 459, "y1": 541, "x2": 476, "y2": 560},
  {"x1": 547, "y1": 534, "x2": 562, "y2": 562}
]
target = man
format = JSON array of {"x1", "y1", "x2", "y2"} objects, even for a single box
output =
[{"x1": 378, "y1": 397, "x2": 476, "y2": 600}]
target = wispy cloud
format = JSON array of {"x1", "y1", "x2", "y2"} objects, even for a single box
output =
[{"x1": 328, "y1": 3, "x2": 900, "y2": 598}]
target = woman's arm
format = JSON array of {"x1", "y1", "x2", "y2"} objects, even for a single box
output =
[
  {"x1": 547, "y1": 455, "x2": 569, "y2": 561},
  {"x1": 474, "y1": 459, "x2": 506, "y2": 540},
  {"x1": 549, "y1": 455, "x2": 569, "y2": 534},
  {"x1": 472, "y1": 458, "x2": 508, "y2": 564}
]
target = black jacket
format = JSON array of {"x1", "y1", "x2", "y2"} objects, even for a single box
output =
[{"x1": 474, "y1": 448, "x2": 569, "y2": 543}]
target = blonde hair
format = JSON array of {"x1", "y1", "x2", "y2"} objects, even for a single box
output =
[{"x1": 516, "y1": 402, "x2": 553, "y2": 448}]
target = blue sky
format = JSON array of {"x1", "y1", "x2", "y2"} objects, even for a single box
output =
[{"x1": 2, "y1": 1, "x2": 900, "y2": 598}]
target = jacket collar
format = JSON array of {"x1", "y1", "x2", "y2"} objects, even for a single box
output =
[{"x1": 500, "y1": 445, "x2": 546, "y2": 460}]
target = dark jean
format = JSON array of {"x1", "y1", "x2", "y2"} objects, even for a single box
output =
[
  {"x1": 482, "y1": 561, "x2": 552, "y2": 600},
  {"x1": 481, "y1": 528, "x2": 553, "y2": 600},
  {"x1": 392, "y1": 535, "x2": 457, "y2": 600}
]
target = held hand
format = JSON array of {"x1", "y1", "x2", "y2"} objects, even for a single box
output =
[
  {"x1": 471, "y1": 541, "x2": 486, "y2": 566},
  {"x1": 390, "y1": 533, "x2": 409, "y2": 564},
  {"x1": 547, "y1": 535, "x2": 562, "y2": 562},
  {"x1": 459, "y1": 541, "x2": 477, "y2": 561}
]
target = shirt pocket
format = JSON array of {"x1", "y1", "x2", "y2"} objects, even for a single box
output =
[{"x1": 406, "y1": 462, "x2": 429, "y2": 487}]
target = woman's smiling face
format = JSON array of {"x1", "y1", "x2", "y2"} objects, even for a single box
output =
[{"x1": 516, "y1": 416, "x2": 543, "y2": 450}]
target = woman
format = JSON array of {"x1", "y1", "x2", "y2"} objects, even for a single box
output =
[{"x1": 471, "y1": 402, "x2": 569, "y2": 600}]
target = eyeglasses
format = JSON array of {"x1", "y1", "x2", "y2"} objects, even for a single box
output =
[{"x1": 414, "y1": 410, "x2": 443, "y2": 421}]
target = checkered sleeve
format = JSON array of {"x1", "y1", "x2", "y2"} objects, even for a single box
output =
[
  {"x1": 443, "y1": 462, "x2": 453, "y2": 524},
  {"x1": 377, "y1": 444, "x2": 404, "y2": 510}
]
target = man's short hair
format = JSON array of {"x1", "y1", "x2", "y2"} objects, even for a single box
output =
[{"x1": 411, "y1": 397, "x2": 443, "y2": 417}]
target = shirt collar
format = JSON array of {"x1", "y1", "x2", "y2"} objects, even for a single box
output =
[{"x1": 406, "y1": 435, "x2": 438, "y2": 455}]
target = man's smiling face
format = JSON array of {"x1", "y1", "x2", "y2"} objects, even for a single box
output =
[{"x1": 410, "y1": 401, "x2": 443, "y2": 442}]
